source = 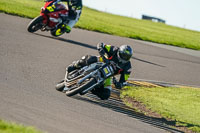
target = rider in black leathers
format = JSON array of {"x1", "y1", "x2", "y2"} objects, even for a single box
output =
[{"x1": 67, "y1": 43, "x2": 133, "y2": 100}]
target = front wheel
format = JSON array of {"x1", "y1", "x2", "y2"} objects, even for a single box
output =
[
  {"x1": 66, "y1": 78, "x2": 97, "y2": 96},
  {"x1": 27, "y1": 16, "x2": 43, "y2": 33},
  {"x1": 55, "y1": 80, "x2": 65, "y2": 92}
]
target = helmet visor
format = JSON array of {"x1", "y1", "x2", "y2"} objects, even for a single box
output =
[
  {"x1": 118, "y1": 52, "x2": 130, "y2": 63},
  {"x1": 119, "y1": 50, "x2": 131, "y2": 59}
]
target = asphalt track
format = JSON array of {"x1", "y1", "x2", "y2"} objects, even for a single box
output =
[{"x1": 0, "y1": 13, "x2": 200, "y2": 133}]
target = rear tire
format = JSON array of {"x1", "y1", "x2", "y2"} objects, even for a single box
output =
[
  {"x1": 66, "y1": 78, "x2": 96, "y2": 96},
  {"x1": 27, "y1": 16, "x2": 43, "y2": 33},
  {"x1": 50, "y1": 28, "x2": 65, "y2": 37}
]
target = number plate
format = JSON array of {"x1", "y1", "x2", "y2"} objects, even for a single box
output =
[
  {"x1": 103, "y1": 66, "x2": 113, "y2": 77},
  {"x1": 46, "y1": 5, "x2": 56, "y2": 12},
  {"x1": 103, "y1": 68, "x2": 109, "y2": 74}
]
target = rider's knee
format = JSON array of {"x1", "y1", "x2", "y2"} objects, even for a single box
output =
[
  {"x1": 99, "y1": 88, "x2": 111, "y2": 100},
  {"x1": 92, "y1": 87, "x2": 111, "y2": 100}
]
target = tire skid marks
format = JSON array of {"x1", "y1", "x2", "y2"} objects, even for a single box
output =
[
  {"x1": 72, "y1": 86, "x2": 183, "y2": 133},
  {"x1": 127, "y1": 81, "x2": 162, "y2": 87}
]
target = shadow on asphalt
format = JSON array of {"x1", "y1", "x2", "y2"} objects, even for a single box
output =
[
  {"x1": 132, "y1": 56, "x2": 165, "y2": 67},
  {"x1": 71, "y1": 90, "x2": 184, "y2": 133},
  {"x1": 34, "y1": 33, "x2": 165, "y2": 67}
]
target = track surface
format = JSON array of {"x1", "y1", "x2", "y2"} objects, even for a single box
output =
[{"x1": 0, "y1": 13, "x2": 200, "y2": 133}]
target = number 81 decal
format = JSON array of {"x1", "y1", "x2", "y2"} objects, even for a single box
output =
[{"x1": 47, "y1": 4, "x2": 56, "y2": 12}]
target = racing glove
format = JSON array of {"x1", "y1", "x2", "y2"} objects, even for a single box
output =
[
  {"x1": 113, "y1": 77, "x2": 123, "y2": 89},
  {"x1": 97, "y1": 43, "x2": 106, "y2": 56},
  {"x1": 115, "y1": 82, "x2": 123, "y2": 89}
]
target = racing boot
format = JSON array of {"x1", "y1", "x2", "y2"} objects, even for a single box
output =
[
  {"x1": 67, "y1": 59, "x2": 85, "y2": 73},
  {"x1": 65, "y1": 25, "x2": 71, "y2": 33},
  {"x1": 67, "y1": 55, "x2": 98, "y2": 73},
  {"x1": 91, "y1": 77, "x2": 112, "y2": 100}
]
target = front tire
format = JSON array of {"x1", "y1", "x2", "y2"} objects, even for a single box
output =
[
  {"x1": 27, "y1": 16, "x2": 43, "y2": 33},
  {"x1": 66, "y1": 78, "x2": 96, "y2": 96},
  {"x1": 55, "y1": 80, "x2": 65, "y2": 92}
]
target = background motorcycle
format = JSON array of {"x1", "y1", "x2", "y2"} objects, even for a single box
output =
[
  {"x1": 27, "y1": 0, "x2": 69, "y2": 37},
  {"x1": 56, "y1": 56, "x2": 126, "y2": 97}
]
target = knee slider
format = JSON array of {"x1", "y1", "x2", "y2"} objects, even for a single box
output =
[{"x1": 99, "y1": 88, "x2": 111, "y2": 100}]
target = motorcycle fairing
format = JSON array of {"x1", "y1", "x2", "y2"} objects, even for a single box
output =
[{"x1": 40, "y1": 1, "x2": 68, "y2": 28}]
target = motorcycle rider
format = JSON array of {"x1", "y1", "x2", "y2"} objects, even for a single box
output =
[
  {"x1": 67, "y1": 43, "x2": 133, "y2": 100},
  {"x1": 46, "y1": 0, "x2": 82, "y2": 33}
]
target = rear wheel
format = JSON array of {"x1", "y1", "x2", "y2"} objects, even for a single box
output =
[
  {"x1": 66, "y1": 78, "x2": 96, "y2": 96},
  {"x1": 50, "y1": 24, "x2": 66, "y2": 37},
  {"x1": 27, "y1": 16, "x2": 43, "y2": 33}
]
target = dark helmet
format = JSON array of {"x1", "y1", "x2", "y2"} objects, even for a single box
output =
[{"x1": 118, "y1": 45, "x2": 133, "y2": 63}]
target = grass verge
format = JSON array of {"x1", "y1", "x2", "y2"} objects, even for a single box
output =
[
  {"x1": 121, "y1": 86, "x2": 200, "y2": 133},
  {"x1": 0, "y1": 119, "x2": 42, "y2": 133},
  {"x1": 0, "y1": 0, "x2": 200, "y2": 50}
]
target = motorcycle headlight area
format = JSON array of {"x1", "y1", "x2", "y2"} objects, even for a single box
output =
[{"x1": 41, "y1": 7, "x2": 45, "y2": 12}]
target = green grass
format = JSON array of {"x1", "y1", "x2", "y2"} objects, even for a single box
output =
[
  {"x1": 0, "y1": 0, "x2": 43, "y2": 18},
  {"x1": 121, "y1": 86, "x2": 200, "y2": 133},
  {"x1": 78, "y1": 8, "x2": 200, "y2": 50},
  {"x1": 0, "y1": 119, "x2": 42, "y2": 133},
  {"x1": 0, "y1": 0, "x2": 200, "y2": 50}
]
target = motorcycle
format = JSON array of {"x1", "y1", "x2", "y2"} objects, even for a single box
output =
[
  {"x1": 55, "y1": 56, "x2": 125, "y2": 97},
  {"x1": 27, "y1": 0, "x2": 69, "y2": 37}
]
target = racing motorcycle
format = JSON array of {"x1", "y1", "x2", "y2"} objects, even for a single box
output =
[
  {"x1": 27, "y1": 0, "x2": 69, "y2": 37},
  {"x1": 55, "y1": 56, "x2": 124, "y2": 96}
]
